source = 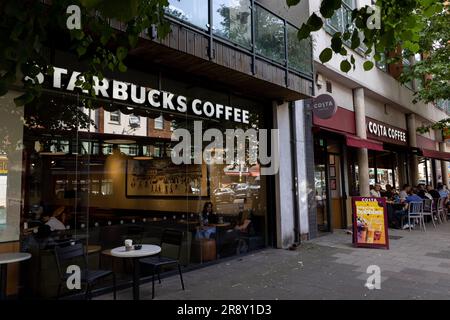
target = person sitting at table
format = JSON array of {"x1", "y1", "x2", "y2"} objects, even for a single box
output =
[
  {"x1": 381, "y1": 184, "x2": 394, "y2": 200},
  {"x1": 399, "y1": 184, "x2": 410, "y2": 202},
  {"x1": 370, "y1": 184, "x2": 382, "y2": 197},
  {"x1": 426, "y1": 185, "x2": 441, "y2": 199},
  {"x1": 394, "y1": 188, "x2": 423, "y2": 229},
  {"x1": 417, "y1": 184, "x2": 432, "y2": 200},
  {"x1": 41, "y1": 210, "x2": 66, "y2": 232},
  {"x1": 234, "y1": 211, "x2": 254, "y2": 234},
  {"x1": 437, "y1": 183, "x2": 449, "y2": 198},
  {"x1": 195, "y1": 202, "x2": 217, "y2": 240}
]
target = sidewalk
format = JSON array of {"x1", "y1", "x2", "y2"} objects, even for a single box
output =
[{"x1": 97, "y1": 222, "x2": 450, "y2": 300}]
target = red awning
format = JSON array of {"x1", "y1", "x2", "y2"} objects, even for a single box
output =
[
  {"x1": 421, "y1": 149, "x2": 450, "y2": 161},
  {"x1": 346, "y1": 135, "x2": 384, "y2": 151}
]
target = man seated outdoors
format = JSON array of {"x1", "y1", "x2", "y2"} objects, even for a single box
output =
[{"x1": 393, "y1": 188, "x2": 423, "y2": 229}]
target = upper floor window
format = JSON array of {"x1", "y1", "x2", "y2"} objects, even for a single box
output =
[
  {"x1": 213, "y1": 0, "x2": 252, "y2": 49},
  {"x1": 154, "y1": 115, "x2": 164, "y2": 130},
  {"x1": 166, "y1": 0, "x2": 208, "y2": 30},
  {"x1": 109, "y1": 111, "x2": 120, "y2": 124},
  {"x1": 255, "y1": 6, "x2": 285, "y2": 64},
  {"x1": 287, "y1": 24, "x2": 312, "y2": 75}
]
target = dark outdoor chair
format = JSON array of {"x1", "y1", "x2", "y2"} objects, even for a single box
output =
[
  {"x1": 54, "y1": 241, "x2": 116, "y2": 300},
  {"x1": 139, "y1": 229, "x2": 185, "y2": 299}
]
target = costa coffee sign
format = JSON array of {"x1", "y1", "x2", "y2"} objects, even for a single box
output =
[
  {"x1": 366, "y1": 118, "x2": 407, "y2": 145},
  {"x1": 306, "y1": 94, "x2": 337, "y2": 119}
]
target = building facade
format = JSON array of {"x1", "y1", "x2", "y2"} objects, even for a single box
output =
[
  {"x1": 0, "y1": 0, "x2": 313, "y2": 298},
  {"x1": 297, "y1": 0, "x2": 450, "y2": 239}
]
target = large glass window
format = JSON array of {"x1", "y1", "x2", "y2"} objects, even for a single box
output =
[
  {"x1": 255, "y1": 6, "x2": 286, "y2": 64},
  {"x1": 4, "y1": 65, "x2": 271, "y2": 299},
  {"x1": 287, "y1": 24, "x2": 312, "y2": 75},
  {"x1": 213, "y1": 0, "x2": 252, "y2": 49},
  {"x1": 166, "y1": 0, "x2": 209, "y2": 30}
]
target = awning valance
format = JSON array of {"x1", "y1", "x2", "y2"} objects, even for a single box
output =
[
  {"x1": 346, "y1": 135, "x2": 384, "y2": 152},
  {"x1": 421, "y1": 149, "x2": 450, "y2": 161}
]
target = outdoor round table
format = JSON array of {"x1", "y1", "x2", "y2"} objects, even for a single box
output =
[
  {"x1": 110, "y1": 244, "x2": 161, "y2": 300},
  {"x1": 0, "y1": 252, "x2": 31, "y2": 300}
]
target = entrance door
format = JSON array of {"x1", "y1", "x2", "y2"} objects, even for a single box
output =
[{"x1": 314, "y1": 137, "x2": 346, "y2": 233}]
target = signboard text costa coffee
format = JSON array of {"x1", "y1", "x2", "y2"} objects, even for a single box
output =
[{"x1": 366, "y1": 118, "x2": 407, "y2": 145}]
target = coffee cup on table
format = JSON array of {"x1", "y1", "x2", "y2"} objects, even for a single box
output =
[{"x1": 124, "y1": 239, "x2": 133, "y2": 251}]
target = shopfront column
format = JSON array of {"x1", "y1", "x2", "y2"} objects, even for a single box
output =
[
  {"x1": 353, "y1": 87, "x2": 369, "y2": 196},
  {"x1": 407, "y1": 114, "x2": 419, "y2": 185},
  {"x1": 273, "y1": 101, "x2": 295, "y2": 248},
  {"x1": 439, "y1": 142, "x2": 449, "y2": 187}
]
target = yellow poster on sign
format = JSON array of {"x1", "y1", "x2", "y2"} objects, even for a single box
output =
[
  {"x1": 352, "y1": 197, "x2": 389, "y2": 249},
  {"x1": 0, "y1": 157, "x2": 7, "y2": 175}
]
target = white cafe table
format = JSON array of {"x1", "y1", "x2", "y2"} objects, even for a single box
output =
[
  {"x1": 0, "y1": 252, "x2": 32, "y2": 300},
  {"x1": 110, "y1": 245, "x2": 161, "y2": 300}
]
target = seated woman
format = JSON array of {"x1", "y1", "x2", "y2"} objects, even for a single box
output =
[
  {"x1": 195, "y1": 202, "x2": 217, "y2": 240},
  {"x1": 234, "y1": 211, "x2": 253, "y2": 234}
]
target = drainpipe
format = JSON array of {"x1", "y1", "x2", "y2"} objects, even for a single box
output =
[{"x1": 289, "y1": 102, "x2": 301, "y2": 245}]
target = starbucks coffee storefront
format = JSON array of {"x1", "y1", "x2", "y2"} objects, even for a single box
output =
[{"x1": 0, "y1": 60, "x2": 277, "y2": 299}]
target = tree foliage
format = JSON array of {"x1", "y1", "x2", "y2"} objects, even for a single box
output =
[
  {"x1": 288, "y1": 0, "x2": 449, "y2": 111},
  {"x1": 0, "y1": 0, "x2": 169, "y2": 107}
]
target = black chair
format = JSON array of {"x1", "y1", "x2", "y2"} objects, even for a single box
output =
[
  {"x1": 54, "y1": 241, "x2": 116, "y2": 300},
  {"x1": 139, "y1": 229, "x2": 185, "y2": 299}
]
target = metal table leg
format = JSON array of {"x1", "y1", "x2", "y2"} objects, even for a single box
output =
[
  {"x1": 132, "y1": 258, "x2": 140, "y2": 300},
  {"x1": 0, "y1": 264, "x2": 7, "y2": 300}
]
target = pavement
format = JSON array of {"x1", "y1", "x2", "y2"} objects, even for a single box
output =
[{"x1": 97, "y1": 221, "x2": 450, "y2": 300}]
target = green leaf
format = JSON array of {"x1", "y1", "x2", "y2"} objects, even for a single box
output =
[
  {"x1": 286, "y1": 0, "x2": 301, "y2": 7},
  {"x1": 340, "y1": 60, "x2": 351, "y2": 73},
  {"x1": 319, "y1": 48, "x2": 333, "y2": 63},
  {"x1": 116, "y1": 47, "x2": 128, "y2": 61},
  {"x1": 118, "y1": 62, "x2": 127, "y2": 72},
  {"x1": 331, "y1": 34, "x2": 343, "y2": 53},
  {"x1": 350, "y1": 30, "x2": 360, "y2": 49},
  {"x1": 363, "y1": 61, "x2": 374, "y2": 71},
  {"x1": 77, "y1": 46, "x2": 87, "y2": 56},
  {"x1": 297, "y1": 23, "x2": 311, "y2": 40},
  {"x1": 307, "y1": 13, "x2": 323, "y2": 31}
]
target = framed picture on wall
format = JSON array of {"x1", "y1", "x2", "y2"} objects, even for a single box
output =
[
  {"x1": 329, "y1": 154, "x2": 335, "y2": 165},
  {"x1": 329, "y1": 166, "x2": 336, "y2": 178},
  {"x1": 125, "y1": 158, "x2": 209, "y2": 198},
  {"x1": 330, "y1": 179, "x2": 337, "y2": 190}
]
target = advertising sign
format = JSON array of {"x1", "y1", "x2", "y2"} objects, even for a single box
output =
[
  {"x1": 352, "y1": 197, "x2": 389, "y2": 249},
  {"x1": 305, "y1": 94, "x2": 337, "y2": 119}
]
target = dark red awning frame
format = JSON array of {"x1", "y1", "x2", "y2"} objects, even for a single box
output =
[
  {"x1": 421, "y1": 149, "x2": 450, "y2": 161},
  {"x1": 346, "y1": 135, "x2": 384, "y2": 152}
]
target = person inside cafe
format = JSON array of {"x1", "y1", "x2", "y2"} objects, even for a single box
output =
[
  {"x1": 195, "y1": 202, "x2": 218, "y2": 239},
  {"x1": 41, "y1": 208, "x2": 66, "y2": 232},
  {"x1": 370, "y1": 184, "x2": 382, "y2": 197}
]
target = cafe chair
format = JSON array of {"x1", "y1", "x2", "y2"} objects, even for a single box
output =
[
  {"x1": 54, "y1": 241, "x2": 117, "y2": 300},
  {"x1": 422, "y1": 199, "x2": 436, "y2": 229},
  {"x1": 407, "y1": 201, "x2": 425, "y2": 232},
  {"x1": 437, "y1": 198, "x2": 448, "y2": 223},
  {"x1": 139, "y1": 229, "x2": 185, "y2": 299}
]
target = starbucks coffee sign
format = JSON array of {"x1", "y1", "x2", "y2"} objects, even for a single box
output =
[
  {"x1": 306, "y1": 94, "x2": 337, "y2": 119},
  {"x1": 366, "y1": 118, "x2": 407, "y2": 145},
  {"x1": 36, "y1": 67, "x2": 251, "y2": 124}
]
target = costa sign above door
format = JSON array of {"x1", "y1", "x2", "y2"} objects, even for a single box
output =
[
  {"x1": 366, "y1": 118, "x2": 408, "y2": 145},
  {"x1": 306, "y1": 94, "x2": 337, "y2": 119}
]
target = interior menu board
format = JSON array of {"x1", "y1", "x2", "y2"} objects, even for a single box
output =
[{"x1": 352, "y1": 197, "x2": 389, "y2": 249}]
